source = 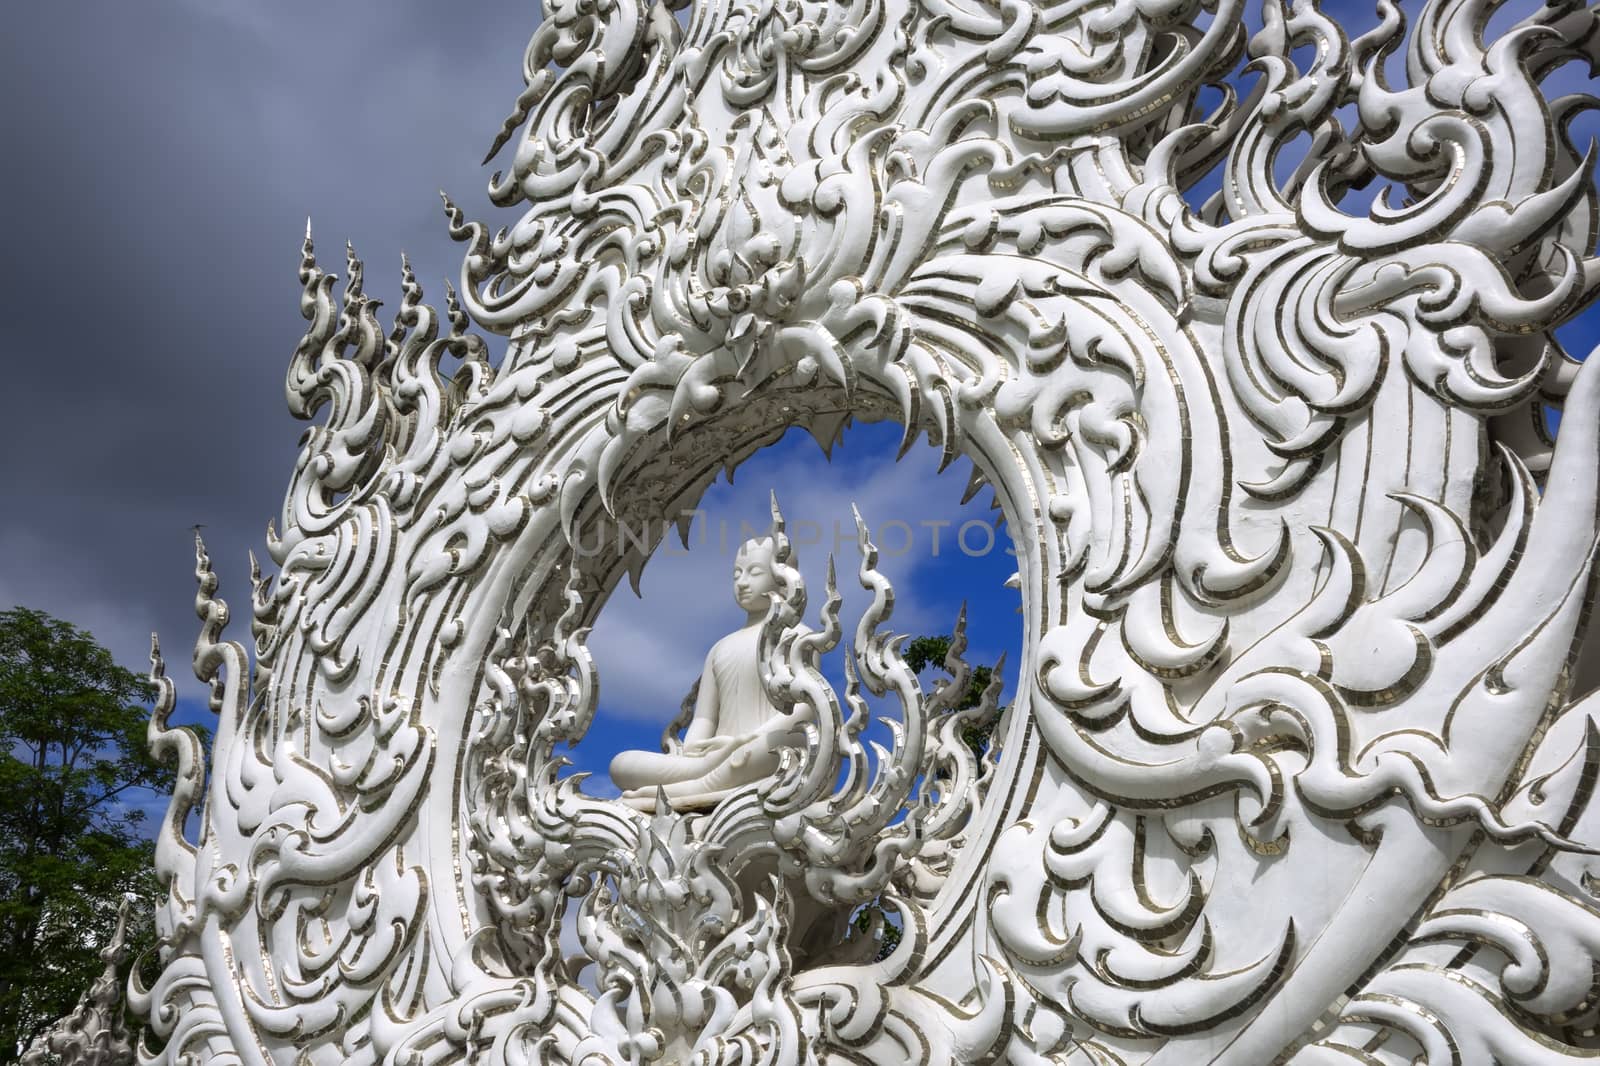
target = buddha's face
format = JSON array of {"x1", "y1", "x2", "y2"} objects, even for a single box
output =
[{"x1": 733, "y1": 539, "x2": 779, "y2": 613}]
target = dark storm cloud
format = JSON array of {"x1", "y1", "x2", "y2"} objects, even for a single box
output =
[{"x1": 0, "y1": 1, "x2": 536, "y2": 701}]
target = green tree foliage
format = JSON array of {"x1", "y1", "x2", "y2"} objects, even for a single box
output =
[
  {"x1": 0, "y1": 608, "x2": 170, "y2": 1060},
  {"x1": 903, "y1": 634, "x2": 998, "y2": 759}
]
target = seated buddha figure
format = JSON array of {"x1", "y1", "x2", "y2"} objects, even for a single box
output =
[{"x1": 610, "y1": 537, "x2": 811, "y2": 811}]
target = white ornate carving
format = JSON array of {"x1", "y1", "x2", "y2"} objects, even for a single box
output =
[
  {"x1": 24, "y1": 894, "x2": 139, "y2": 1066},
  {"x1": 135, "y1": 0, "x2": 1600, "y2": 1062}
]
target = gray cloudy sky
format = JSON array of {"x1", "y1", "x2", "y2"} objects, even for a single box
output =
[
  {"x1": 1, "y1": 1, "x2": 534, "y2": 690},
  {"x1": 0, "y1": 3, "x2": 1021, "y2": 789}
]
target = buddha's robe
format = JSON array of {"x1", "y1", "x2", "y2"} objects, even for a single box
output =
[{"x1": 611, "y1": 623, "x2": 807, "y2": 810}]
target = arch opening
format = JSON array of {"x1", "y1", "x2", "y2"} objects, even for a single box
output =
[
  {"x1": 581, "y1": 417, "x2": 1022, "y2": 800},
  {"x1": 478, "y1": 375, "x2": 1034, "y2": 983}
]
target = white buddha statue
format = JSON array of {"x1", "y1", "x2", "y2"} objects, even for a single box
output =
[{"x1": 610, "y1": 537, "x2": 811, "y2": 811}]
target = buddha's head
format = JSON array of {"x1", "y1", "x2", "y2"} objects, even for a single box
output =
[{"x1": 733, "y1": 537, "x2": 780, "y2": 613}]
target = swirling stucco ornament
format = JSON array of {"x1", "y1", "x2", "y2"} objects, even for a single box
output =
[{"x1": 133, "y1": 0, "x2": 1600, "y2": 1062}]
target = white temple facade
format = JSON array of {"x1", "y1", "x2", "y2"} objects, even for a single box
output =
[{"x1": 116, "y1": 0, "x2": 1600, "y2": 1062}]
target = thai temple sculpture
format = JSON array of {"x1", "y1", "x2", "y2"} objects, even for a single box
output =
[
  {"x1": 22, "y1": 895, "x2": 138, "y2": 1066},
  {"x1": 130, "y1": 0, "x2": 1600, "y2": 1063},
  {"x1": 611, "y1": 536, "x2": 814, "y2": 811}
]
